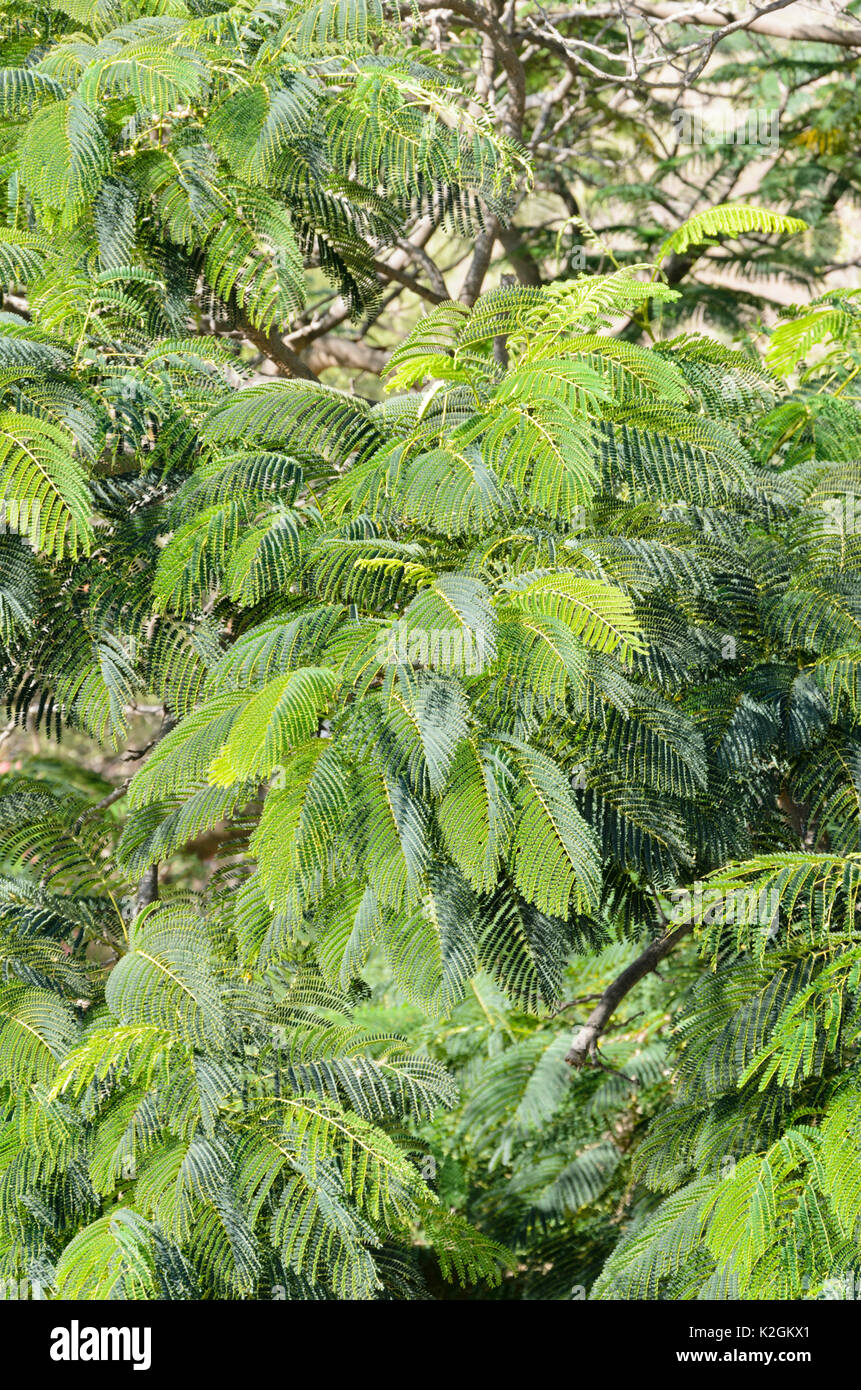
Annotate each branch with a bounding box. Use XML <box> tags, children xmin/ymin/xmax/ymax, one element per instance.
<box><xmin>283</xmin><ymin>300</ymin><xmax>354</xmax><ymax>351</ymax></box>
<box><xmin>411</xmin><ymin>2</ymin><xmax>529</xmax><ymax>307</ymax></box>
<box><xmin>131</xmin><ymin>712</ymin><xmax>177</xmax><ymax>917</ymax></box>
<box><xmin>72</xmin><ymin>781</ymin><xmax>130</xmax><ymax>833</ymax></box>
<box><xmin>231</xmin><ymin>303</ymin><xmax>320</xmax><ymax>381</ymax></box>
<box><xmin>414</xmin><ymin>0</ymin><xmax>526</xmax><ymax>138</ymax></box>
<box><xmin>638</xmin><ymin>0</ymin><xmax>861</xmax><ymax>48</ymax></box>
<box><xmin>303</xmin><ymin>335</ymin><xmax>390</xmax><ymax>376</ymax></box>
<box><xmin>564</xmin><ymin>924</ymin><xmax>690</xmax><ymax>1068</ymax></box>
<box><xmin>373</xmin><ymin>257</ymin><xmax>448</xmax><ymax>304</ymax></box>
<box><xmin>394</xmin><ymin>235</ymin><xmax>449</xmax><ymax>300</ymax></box>
<box><xmin>134</xmin><ymin>864</ymin><xmax>160</xmax><ymax>915</ymax></box>
<box><xmin>497</xmin><ymin>222</ymin><xmax>543</xmax><ymax>286</ymax></box>
<box><xmin>461</xmin><ymin>221</ymin><xmax>500</xmax><ymax>305</ymax></box>
<box><xmin>288</xmin><ymin>227</ymin><xmax>446</xmax><ymax>348</ymax></box>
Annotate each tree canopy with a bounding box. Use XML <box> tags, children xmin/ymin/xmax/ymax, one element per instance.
<box><xmin>1</xmin><ymin>0</ymin><xmax>861</xmax><ymax>1303</ymax></box>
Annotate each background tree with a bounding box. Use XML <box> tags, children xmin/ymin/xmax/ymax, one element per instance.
<box><xmin>4</xmin><ymin>0</ymin><xmax>861</xmax><ymax>382</ymax></box>
<box><xmin>251</xmin><ymin>0</ymin><xmax>861</xmax><ymax>380</ymax></box>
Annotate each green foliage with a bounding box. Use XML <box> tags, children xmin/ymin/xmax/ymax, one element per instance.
<box><xmin>0</xmin><ymin>0</ymin><xmax>859</xmax><ymax>1297</ymax></box>
<box><xmin>0</xmin><ymin>0</ymin><xmax>522</xmax><ymax>334</ymax></box>
<box><xmin>656</xmin><ymin>204</ymin><xmax>807</xmax><ymax>265</ymax></box>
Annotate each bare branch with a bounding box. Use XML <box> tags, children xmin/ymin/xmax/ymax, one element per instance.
<box><xmin>72</xmin><ymin>782</ymin><xmax>130</xmax><ymax>833</ymax></box>
<box><xmin>414</xmin><ymin>0</ymin><xmax>526</xmax><ymax>138</ymax></box>
<box><xmin>373</xmin><ymin>257</ymin><xmax>448</xmax><ymax>304</ymax></box>
<box><xmin>461</xmin><ymin>221</ymin><xmax>500</xmax><ymax>305</ymax></box>
<box><xmin>131</xmin><ymin>712</ymin><xmax>177</xmax><ymax>917</ymax></box>
<box><xmin>134</xmin><ymin>864</ymin><xmax>160</xmax><ymax>915</ymax></box>
<box><xmin>639</xmin><ymin>0</ymin><xmax>861</xmax><ymax>48</ymax></box>
<box><xmin>393</xmin><ymin>236</ymin><xmax>449</xmax><ymax>299</ymax></box>
<box><xmin>564</xmin><ymin>924</ymin><xmax>690</xmax><ymax>1068</ymax></box>
<box><xmin>497</xmin><ymin>222</ymin><xmax>543</xmax><ymax>285</ymax></box>
<box><xmin>232</xmin><ymin>304</ymin><xmax>320</xmax><ymax>381</ymax></box>
<box><xmin>303</xmin><ymin>336</ymin><xmax>390</xmax><ymax>376</ymax></box>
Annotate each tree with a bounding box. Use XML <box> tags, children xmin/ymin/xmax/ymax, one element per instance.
<box><xmin>5</xmin><ymin>0</ymin><xmax>860</xmax><ymax>385</ymax></box>
<box><xmin>0</xmin><ymin>0</ymin><xmax>526</xmax><ymax>1299</ymax></box>
<box><xmin>5</xmin><ymin>165</ymin><xmax>861</xmax><ymax>1295</ymax></box>
<box><xmin>3</xmin><ymin>0</ymin><xmax>861</xmax><ymax>1304</ymax></box>
<box><xmin>263</xmin><ymin>0</ymin><xmax>861</xmax><ymax>378</ymax></box>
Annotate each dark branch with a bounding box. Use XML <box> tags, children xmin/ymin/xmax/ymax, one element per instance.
<box><xmin>231</xmin><ymin>303</ymin><xmax>320</xmax><ymax>381</ymax></box>
<box><xmin>132</xmin><ymin>712</ymin><xmax>177</xmax><ymax>917</ymax></box>
<box><xmin>461</xmin><ymin>222</ymin><xmax>499</xmax><ymax>306</ymax></box>
<box><xmin>373</xmin><ymin>258</ymin><xmax>448</xmax><ymax>305</ymax></box>
<box><xmin>564</xmin><ymin>924</ymin><xmax>691</xmax><ymax>1068</ymax></box>
<box><xmin>134</xmin><ymin>864</ymin><xmax>160</xmax><ymax>916</ymax></box>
